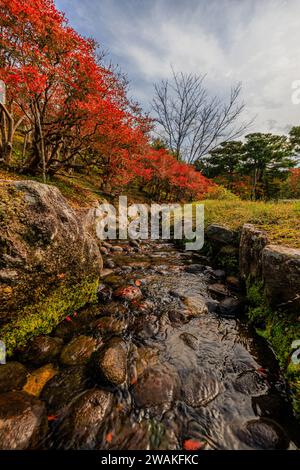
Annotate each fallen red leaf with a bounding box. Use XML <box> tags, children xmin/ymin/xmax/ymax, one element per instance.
<box><xmin>65</xmin><ymin>316</ymin><xmax>72</xmax><ymax>322</ymax></box>
<box><xmin>106</xmin><ymin>432</ymin><xmax>113</xmax><ymax>443</ymax></box>
<box><xmin>183</xmin><ymin>439</ymin><xmax>205</xmax><ymax>451</ymax></box>
<box><xmin>130</xmin><ymin>375</ymin><xmax>137</xmax><ymax>385</ymax></box>
<box><xmin>47</xmin><ymin>415</ymin><xmax>58</xmax><ymax>422</ymax></box>
<box><xmin>135</xmin><ymin>279</ymin><xmax>142</xmax><ymax>287</ymax></box>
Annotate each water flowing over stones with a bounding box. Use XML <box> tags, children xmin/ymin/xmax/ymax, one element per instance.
<box><xmin>53</xmin><ymin>389</ymin><xmax>113</xmax><ymax>450</ymax></box>
<box><xmin>1</xmin><ymin>239</ymin><xmax>299</xmax><ymax>450</ymax></box>
<box><xmin>60</xmin><ymin>336</ymin><xmax>98</xmax><ymax>366</ymax></box>
<box><xmin>92</xmin><ymin>337</ymin><xmax>128</xmax><ymax>386</ymax></box>
<box><xmin>20</xmin><ymin>336</ymin><xmax>63</xmax><ymax>366</ymax></box>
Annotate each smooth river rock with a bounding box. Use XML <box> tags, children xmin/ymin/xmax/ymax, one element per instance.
<box><xmin>132</xmin><ymin>366</ymin><xmax>179</xmax><ymax>416</ymax></box>
<box><xmin>0</xmin><ymin>362</ymin><xmax>27</xmax><ymax>393</ymax></box>
<box><xmin>41</xmin><ymin>366</ymin><xmax>89</xmax><ymax>413</ymax></box>
<box><xmin>234</xmin><ymin>418</ymin><xmax>289</xmax><ymax>450</ymax></box>
<box><xmin>21</xmin><ymin>335</ymin><xmax>63</xmax><ymax>365</ymax></box>
<box><xmin>0</xmin><ymin>391</ymin><xmax>47</xmax><ymax>449</ymax></box>
<box><xmin>92</xmin><ymin>337</ymin><xmax>128</xmax><ymax>386</ymax></box>
<box><xmin>54</xmin><ymin>389</ymin><xmax>113</xmax><ymax>449</ymax></box>
<box><xmin>0</xmin><ymin>180</ymin><xmax>102</xmax><ymax>348</ymax></box>
<box><xmin>60</xmin><ymin>335</ymin><xmax>98</xmax><ymax>366</ymax></box>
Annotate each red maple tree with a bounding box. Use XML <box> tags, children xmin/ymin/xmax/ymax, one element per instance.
<box><xmin>0</xmin><ymin>0</ymin><xmax>213</xmax><ymax>201</ymax></box>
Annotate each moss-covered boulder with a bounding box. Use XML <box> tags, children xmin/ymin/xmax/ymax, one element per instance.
<box><xmin>0</xmin><ymin>180</ymin><xmax>102</xmax><ymax>354</ymax></box>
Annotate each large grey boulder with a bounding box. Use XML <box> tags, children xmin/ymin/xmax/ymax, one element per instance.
<box><xmin>206</xmin><ymin>224</ymin><xmax>239</xmax><ymax>247</ymax></box>
<box><xmin>262</xmin><ymin>244</ymin><xmax>300</xmax><ymax>309</ymax></box>
<box><xmin>0</xmin><ymin>180</ymin><xmax>102</xmax><ymax>353</ymax></box>
<box><xmin>239</xmin><ymin>224</ymin><xmax>269</xmax><ymax>280</ymax></box>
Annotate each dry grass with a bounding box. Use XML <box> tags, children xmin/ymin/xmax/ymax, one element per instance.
<box><xmin>199</xmin><ymin>199</ymin><xmax>300</xmax><ymax>248</ymax></box>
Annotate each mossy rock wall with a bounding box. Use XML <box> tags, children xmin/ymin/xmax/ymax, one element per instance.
<box><xmin>0</xmin><ymin>180</ymin><xmax>102</xmax><ymax>354</ymax></box>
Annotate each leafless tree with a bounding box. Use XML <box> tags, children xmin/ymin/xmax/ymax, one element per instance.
<box><xmin>152</xmin><ymin>68</ymin><xmax>251</xmax><ymax>163</ymax></box>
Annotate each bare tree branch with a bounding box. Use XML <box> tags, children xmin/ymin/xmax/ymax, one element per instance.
<box><xmin>152</xmin><ymin>70</ymin><xmax>252</xmax><ymax>163</ymax></box>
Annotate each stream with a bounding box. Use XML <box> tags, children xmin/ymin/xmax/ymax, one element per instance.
<box><xmin>2</xmin><ymin>239</ymin><xmax>300</xmax><ymax>450</ymax></box>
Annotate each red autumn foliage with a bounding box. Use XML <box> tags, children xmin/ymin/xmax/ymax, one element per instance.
<box><xmin>0</xmin><ymin>0</ymin><xmax>213</xmax><ymax>201</ymax></box>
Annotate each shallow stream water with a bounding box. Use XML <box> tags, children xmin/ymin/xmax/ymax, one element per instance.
<box><xmin>7</xmin><ymin>240</ymin><xmax>300</xmax><ymax>450</ymax></box>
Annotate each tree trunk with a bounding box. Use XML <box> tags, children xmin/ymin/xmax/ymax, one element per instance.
<box><xmin>34</xmin><ymin>104</ymin><xmax>46</xmax><ymax>183</ymax></box>
<box><xmin>0</xmin><ymin>105</ymin><xmax>13</xmax><ymax>165</ymax></box>
<box><xmin>252</xmin><ymin>168</ymin><xmax>258</xmax><ymax>201</ymax></box>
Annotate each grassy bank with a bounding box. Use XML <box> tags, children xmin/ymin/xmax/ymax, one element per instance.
<box><xmin>201</xmin><ymin>199</ymin><xmax>300</xmax><ymax>248</ymax></box>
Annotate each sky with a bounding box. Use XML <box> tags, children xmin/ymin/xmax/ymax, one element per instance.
<box><xmin>55</xmin><ymin>0</ymin><xmax>300</xmax><ymax>135</ymax></box>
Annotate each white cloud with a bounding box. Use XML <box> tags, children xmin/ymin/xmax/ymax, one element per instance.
<box><xmin>56</xmin><ymin>0</ymin><xmax>300</xmax><ymax>133</ymax></box>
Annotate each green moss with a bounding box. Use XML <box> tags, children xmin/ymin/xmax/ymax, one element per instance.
<box><xmin>247</xmin><ymin>279</ymin><xmax>264</xmax><ymax>306</ymax></box>
<box><xmin>217</xmin><ymin>252</ymin><xmax>238</xmax><ymax>275</ymax></box>
<box><xmin>246</xmin><ymin>279</ymin><xmax>271</xmax><ymax>323</ymax></box>
<box><xmin>246</xmin><ymin>279</ymin><xmax>300</xmax><ymax>419</ymax></box>
<box><xmin>1</xmin><ymin>276</ymin><xmax>99</xmax><ymax>355</ymax></box>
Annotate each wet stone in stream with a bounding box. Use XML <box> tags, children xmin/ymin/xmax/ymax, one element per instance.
<box><xmin>23</xmin><ymin>364</ymin><xmax>57</xmax><ymax>397</ymax></box>
<box><xmin>234</xmin><ymin>418</ymin><xmax>289</xmax><ymax>450</ymax></box>
<box><xmin>52</xmin><ymin>389</ymin><xmax>113</xmax><ymax>450</ymax></box>
<box><xmin>180</xmin><ymin>372</ymin><xmax>221</xmax><ymax>407</ymax></box>
<box><xmin>0</xmin><ymin>391</ymin><xmax>47</xmax><ymax>450</ymax></box>
<box><xmin>233</xmin><ymin>370</ymin><xmax>270</xmax><ymax>396</ymax></box>
<box><xmin>0</xmin><ymin>362</ymin><xmax>27</xmax><ymax>393</ymax></box>
<box><xmin>41</xmin><ymin>366</ymin><xmax>90</xmax><ymax>414</ymax></box>
<box><xmin>91</xmin><ymin>337</ymin><xmax>128</xmax><ymax>386</ymax></box>
<box><xmin>92</xmin><ymin>316</ymin><xmax>129</xmax><ymax>336</ymax></box>
<box><xmin>132</xmin><ymin>365</ymin><xmax>180</xmax><ymax>417</ymax></box>
<box><xmin>19</xmin><ymin>336</ymin><xmax>63</xmax><ymax>366</ymax></box>
<box><xmin>113</xmin><ymin>285</ymin><xmax>143</xmax><ymax>301</ymax></box>
<box><xmin>179</xmin><ymin>332</ymin><xmax>199</xmax><ymax>350</ymax></box>
<box><xmin>60</xmin><ymin>335</ymin><xmax>98</xmax><ymax>366</ymax></box>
